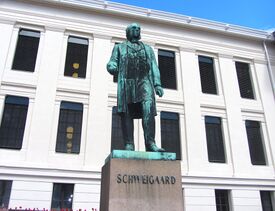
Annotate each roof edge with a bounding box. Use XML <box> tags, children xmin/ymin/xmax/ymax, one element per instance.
<box><xmin>27</xmin><ymin>0</ymin><xmax>275</xmax><ymax>41</ymax></box>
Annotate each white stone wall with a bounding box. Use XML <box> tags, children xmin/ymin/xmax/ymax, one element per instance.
<box><xmin>0</xmin><ymin>0</ymin><xmax>275</xmax><ymax>210</ymax></box>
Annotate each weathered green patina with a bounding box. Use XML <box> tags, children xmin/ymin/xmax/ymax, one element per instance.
<box><xmin>107</xmin><ymin>23</ymin><xmax>165</xmax><ymax>152</ymax></box>
<box><xmin>105</xmin><ymin>150</ymin><xmax>176</xmax><ymax>163</ymax></box>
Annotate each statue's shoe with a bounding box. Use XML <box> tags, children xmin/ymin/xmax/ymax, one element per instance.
<box><xmin>125</xmin><ymin>143</ymin><xmax>135</xmax><ymax>151</ymax></box>
<box><xmin>146</xmin><ymin>143</ymin><xmax>165</xmax><ymax>152</ymax></box>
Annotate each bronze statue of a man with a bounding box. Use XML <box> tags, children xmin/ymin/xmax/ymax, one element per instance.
<box><xmin>107</xmin><ymin>23</ymin><xmax>165</xmax><ymax>152</ymax></box>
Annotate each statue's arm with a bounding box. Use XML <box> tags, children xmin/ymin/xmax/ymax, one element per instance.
<box><xmin>107</xmin><ymin>44</ymin><xmax>119</xmax><ymax>75</ymax></box>
<box><xmin>149</xmin><ymin>47</ymin><xmax>164</xmax><ymax>97</ymax></box>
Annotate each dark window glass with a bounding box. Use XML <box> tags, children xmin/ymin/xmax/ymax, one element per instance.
<box><xmin>235</xmin><ymin>62</ymin><xmax>254</xmax><ymax>99</ymax></box>
<box><xmin>0</xmin><ymin>180</ymin><xmax>12</xmax><ymax>208</ymax></box>
<box><xmin>12</xmin><ymin>28</ymin><xmax>40</xmax><ymax>72</ymax></box>
<box><xmin>260</xmin><ymin>191</ymin><xmax>273</xmax><ymax>211</ymax></box>
<box><xmin>245</xmin><ymin>120</ymin><xmax>266</xmax><ymax>165</ymax></box>
<box><xmin>0</xmin><ymin>95</ymin><xmax>29</xmax><ymax>149</ymax></box>
<box><xmin>205</xmin><ymin>116</ymin><xmax>225</xmax><ymax>163</ymax></box>
<box><xmin>215</xmin><ymin>190</ymin><xmax>230</xmax><ymax>211</ymax></box>
<box><xmin>55</xmin><ymin>101</ymin><xmax>83</xmax><ymax>154</ymax></box>
<box><xmin>198</xmin><ymin>55</ymin><xmax>217</xmax><ymax>94</ymax></box>
<box><xmin>111</xmin><ymin>107</ymin><xmax>124</xmax><ymax>151</ymax></box>
<box><xmin>51</xmin><ymin>183</ymin><xmax>74</xmax><ymax>210</ymax></box>
<box><xmin>64</xmin><ymin>36</ymin><xmax>88</xmax><ymax>78</ymax></box>
<box><xmin>158</xmin><ymin>49</ymin><xmax>177</xmax><ymax>90</ymax></box>
<box><xmin>161</xmin><ymin>111</ymin><xmax>181</xmax><ymax>160</ymax></box>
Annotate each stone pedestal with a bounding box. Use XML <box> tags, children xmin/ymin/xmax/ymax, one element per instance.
<box><xmin>100</xmin><ymin>150</ymin><xmax>184</xmax><ymax>211</ymax></box>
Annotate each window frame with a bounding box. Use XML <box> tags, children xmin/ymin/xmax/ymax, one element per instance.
<box><xmin>11</xmin><ymin>28</ymin><xmax>41</xmax><ymax>72</ymax></box>
<box><xmin>0</xmin><ymin>180</ymin><xmax>12</xmax><ymax>209</ymax></box>
<box><xmin>245</xmin><ymin>120</ymin><xmax>267</xmax><ymax>165</ymax></box>
<box><xmin>63</xmin><ymin>35</ymin><xmax>89</xmax><ymax>79</ymax></box>
<box><xmin>235</xmin><ymin>61</ymin><xmax>255</xmax><ymax>100</ymax></box>
<box><xmin>110</xmin><ymin>106</ymin><xmax>124</xmax><ymax>151</ymax></box>
<box><xmin>51</xmin><ymin>183</ymin><xmax>74</xmax><ymax>211</ymax></box>
<box><xmin>260</xmin><ymin>191</ymin><xmax>274</xmax><ymax>211</ymax></box>
<box><xmin>0</xmin><ymin>95</ymin><xmax>29</xmax><ymax>150</ymax></box>
<box><xmin>198</xmin><ymin>55</ymin><xmax>218</xmax><ymax>95</ymax></box>
<box><xmin>204</xmin><ymin>115</ymin><xmax>226</xmax><ymax>163</ymax></box>
<box><xmin>55</xmin><ymin>101</ymin><xmax>84</xmax><ymax>154</ymax></box>
<box><xmin>215</xmin><ymin>189</ymin><xmax>231</xmax><ymax>211</ymax></box>
<box><xmin>160</xmin><ymin>111</ymin><xmax>181</xmax><ymax>160</ymax></box>
<box><xmin>157</xmin><ymin>48</ymin><xmax>178</xmax><ymax>90</ymax></box>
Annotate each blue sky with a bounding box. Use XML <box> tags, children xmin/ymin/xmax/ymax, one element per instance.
<box><xmin>110</xmin><ymin>0</ymin><xmax>275</xmax><ymax>31</ymax></box>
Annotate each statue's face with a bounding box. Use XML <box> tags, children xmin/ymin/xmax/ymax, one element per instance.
<box><xmin>126</xmin><ymin>23</ymin><xmax>141</xmax><ymax>41</ymax></box>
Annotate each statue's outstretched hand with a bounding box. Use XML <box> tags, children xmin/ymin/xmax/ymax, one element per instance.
<box><xmin>155</xmin><ymin>86</ymin><xmax>164</xmax><ymax>97</ymax></box>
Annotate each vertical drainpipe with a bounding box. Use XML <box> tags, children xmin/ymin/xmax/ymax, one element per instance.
<box><xmin>263</xmin><ymin>40</ymin><xmax>275</xmax><ymax>100</ymax></box>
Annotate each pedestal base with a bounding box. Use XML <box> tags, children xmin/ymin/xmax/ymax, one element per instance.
<box><xmin>100</xmin><ymin>150</ymin><xmax>184</xmax><ymax>211</ymax></box>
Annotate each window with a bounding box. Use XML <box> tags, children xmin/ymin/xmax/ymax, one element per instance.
<box><xmin>205</xmin><ymin>116</ymin><xmax>226</xmax><ymax>163</ymax></box>
<box><xmin>51</xmin><ymin>183</ymin><xmax>74</xmax><ymax>211</ymax></box>
<box><xmin>245</xmin><ymin>120</ymin><xmax>266</xmax><ymax>165</ymax></box>
<box><xmin>12</xmin><ymin>28</ymin><xmax>40</xmax><ymax>72</ymax></box>
<box><xmin>158</xmin><ymin>49</ymin><xmax>177</xmax><ymax>90</ymax></box>
<box><xmin>0</xmin><ymin>180</ymin><xmax>12</xmax><ymax>209</ymax></box>
<box><xmin>0</xmin><ymin>95</ymin><xmax>29</xmax><ymax>149</ymax></box>
<box><xmin>111</xmin><ymin>107</ymin><xmax>124</xmax><ymax>151</ymax></box>
<box><xmin>64</xmin><ymin>36</ymin><xmax>88</xmax><ymax>78</ymax></box>
<box><xmin>215</xmin><ymin>190</ymin><xmax>230</xmax><ymax>211</ymax></box>
<box><xmin>161</xmin><ymin>111</ymin><xmax>181</xmax><ymax>160</ymax></box>
<box><xmin>55</xmin><ymin>101</ymin><xmax>83</xmax><ymax>154</ymax></box>
<box><xmin>260</xmin><ymin>191</ymin><xmax>274</xmax><ymax>211</ymax></box>
<box><xmin>235</xmin><ymin>62</ymin><xmax>254</xmax><ymax>99</ymax></box>
<box><xmin>198</xmin><ymin>55</ymin><xmax>217</xmax><ymax>94</ymax></box>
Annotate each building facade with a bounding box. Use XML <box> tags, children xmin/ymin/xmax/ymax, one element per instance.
<box><xmin>0</xmin><ymin>0</ymin><xmax>275</xmax><ymax>210</ymax></box>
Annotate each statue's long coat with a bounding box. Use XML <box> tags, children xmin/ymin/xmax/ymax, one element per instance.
<box><xmin>107</xmin><ymin>40</ymin><xmax>162</xmax><ymax>118</ymax></box>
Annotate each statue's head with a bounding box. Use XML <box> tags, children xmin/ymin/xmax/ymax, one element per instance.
<box><xmin>126</xmin><ymin>23</ymin><xmax>141</xmax><ymax>42</ymax></box>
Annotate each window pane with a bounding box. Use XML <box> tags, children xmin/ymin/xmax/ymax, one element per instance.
<box><xmin>56</xmin><ymin>101</ymin><xmax>83</xmax><ymax>154</ymax></box>
<box><xmin>64</xmin><ymin>36</ymin><xmax>88</xmax><ymax>78</ymax></box>
<box><xmin>161</xmin><ymin>111</ymin><xmax>181</xmax><ymax>160</ymax></box>
<box><xmin>215</xmin><ymin>190</ymin><xmax>230</xmax><ymax>211</ymax></box>
<box><xmin>0</xmin><ymin>180</ymin><xmax>12</xmax><ymax>208</ymax></box>
<box><xmin>51</xmin><ymin>183</ymin><xmax>74</xmax><ymax>210</ymax></box>
<box><xmin>245</xmin><ymin>120</ymin><xmax>266</xmax><ymax>165</ymax></box>
<box><xmin>205</xmin><ymin>116</ymin><xmax>225</xmax><ymax>163</ymax></box>
<box><xmin>198</xmin><ymin>55</ymin><xmax>217</xmax><ymax>94</ymax></box>
<box><xmin>111</xmin><ymin>107</ymin><xmax>124</xmax><ymax>151</ymax></box>
<box><xmin>12</xmin><ymin>28</ymin><xmax>40</xmax><ymax>72</ymax></box>
<box><xmin>0</xmin><ymin>96</ymin><xmax>29</xmax><ymax>149</ymax></box>
<box><xmin>235</xmin><ymin>62</ymin><xmax>254</xmax><ymax>99</ymax></box>
<box><xmin>158</xmin><ymin>49</ymin><xmax>177</xmax><ymax>90</ymax></box>
<box><xmin>260</xmin><ymin>191</ymin><xmax>273</xmax><ymax>211</ymax></box>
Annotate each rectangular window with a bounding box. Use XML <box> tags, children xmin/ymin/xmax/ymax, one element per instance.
<box><xmin>245</xmin><ymin>120</ymin><xmax>266</xmax><ymax>165</ymax></box>
<box><xmin>64</xmin><ymin>36</ymin><xmax>88</xmax><ymax>78</ymax></box>
<box><xmin>161</xmin><ymin>111</ymin><xmax>181</xmax><ymax>160</ymax></box>
<box><xmin>215</xmin><ymin>190</ymin><xmax>230</xmax><ymax>211</ymax></box>
<box><xmin>12</xmin><ymin>28</ymin><xmax>40</xmax><ymax>72</ymax></box>
<box><xmin>51</xmin><ymin>183</ymin><xmax>74</xmax><ymax>210</ymax></box>
<box><xmin>111</xmin><ymin>107</ymin><xmax>124</xmax><ymax>151</ymax></box>
<box><xmin>0</xmin><ymin>180</ymin><xmax>12</xmax><ymax>209</ymax></box>
<box><xmin>158</xmin><ymin>49</ymin><xmax>177</xmax><ymax>90</ymax></box>
<box><xmin>198</xmin><ymin>55</ymin><xmax>217</xmax><ymax>94</ymax></box>
<box><xmin>235</xmin><ymin>62</ymin><xmax>255</xmax><ymax>99</ymax></box>
<box><xmin>0</xmin><ymin>95</ymin><xmax>29</xmax><ymax>149</ymax></box>
<box><xmin>55</xmin><ymin>101</ymin><xmax>83</xmax><ymax>154</ymax></box>
<box><xmin>260</xmin><ymin>191</ymin><xmax>274</xmax><ymax>211</ymax></box>
<box><xmin>205</xmin><ymin>116</ymin><xmax>226</xmax><ymax>163</ymax></box>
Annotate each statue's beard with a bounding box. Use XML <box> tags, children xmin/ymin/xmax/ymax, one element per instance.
<box><xmin>130</xmin><ymin>37</ymin><xmax>140</xmax><ymax>43</ymax></box>
<box><xmin>127</xmin><ymin>32</ymin><xmax>141</xmax><ymax>43</ymax></box>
